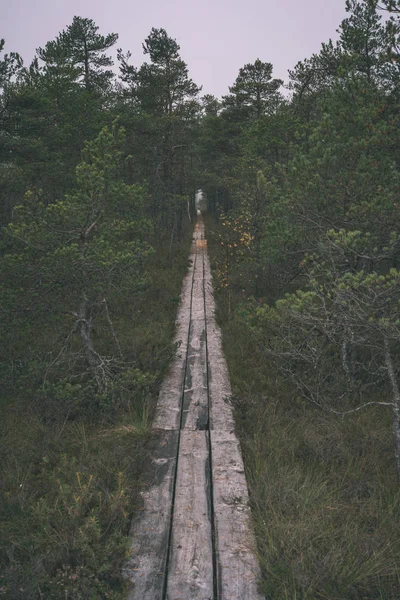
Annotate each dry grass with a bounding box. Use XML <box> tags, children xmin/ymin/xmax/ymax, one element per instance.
<box><xmin>221</xmin><ymin>317</ymin><xmax>400</xmax><ymax>599</ymax></box>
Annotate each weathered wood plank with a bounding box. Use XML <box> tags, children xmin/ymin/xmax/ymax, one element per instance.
<box><xmin>177</xmin><ymin>306</ymin><xmax>204</xmax><ymax>322</ymax></box>
<box><xmin>182</xmin><ymin>318</ymin><xmax>208</xmax><ymax>430</ymax></box>
<box><xmin>204</xmin><ymin>279</ymin><xmax>216</xmax><ymax>318</ymax></box>
<box><xmin>192</xmin><ymin>277</ymin><xmax>205</xmax><ymax>302</ymax></box>
<box><xmin>206</xmin><ymin>321</ymin><xmax>235</xmax><ymax>432</ymax></box>
<box><xmin>202</xmin><ymin>255</ymin><xmax>213</xmax><ymax>294</ymax></box>
<box><xmin>166</xmin><ymin>431</ymin><xmax>214</xmax><ymax>599</ymax></box>
<box><xmin>193</xmin><ymin>221</ymin><xmax>205</xmax><ymax>239</ymax></box>
<box><xmin>193</xmin><ymin>265</ymin><xmax>206</xmax><ymax>280</ymax></box>
<box><xmin>203</xmin><ymin>254</ymin><xmax>215</xmax><ymax>308</ymax></box>
<box><xmin>193</xmin><ymin>246</ymin><xmax>205</xmax><ymax>276</ymax></box>
<box><xmin>125</xmin><ymin>431</ymin><xmax>179</xmax><ymax>600</ymax></box>
<box><xmin>193</xmin><ymin>226</ymin><xmax>204</xmax><ymax>239</ymax></box>
<box><xmin>153</xmin><ymin>321</ymin><xmax>189</xmax><ymax>431</ymax></box>
<box><xmin>203</xmin><ymin>256</ymin><xmax>233</xmax><ymax>429</ymax></box>
<box><xmin>179</xmin><ymin>254</ymin><xmax>195</xmax><ymax>292</ymax></box>
<box><xmin>192</xmin><ymin>247</ymin><xmax>205</xmax><ymax>279</ymax></box>
<box><xmin>203</xmin><ymin>253</ymin><xmax>212</xmax><ymax>280</ymax></box>
<box><xmin>211</xmin><ymin>430</ymin><xmax>262</xmax><ymax>600</ymax></box>
<box><xmin>176</xmin><ymin>285</ymin><xmax>194</xmax><ymax>332</ymax></box>
<box><xmin>153</xmin><ymin>254</ymin><xmax>194</xmax><ymax>430</ymax></box>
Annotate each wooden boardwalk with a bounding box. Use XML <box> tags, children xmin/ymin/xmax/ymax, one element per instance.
<box><xmin>124</xmin><ymin>217</ymin><xmax>262</xmax><ymax>600</ymax></box>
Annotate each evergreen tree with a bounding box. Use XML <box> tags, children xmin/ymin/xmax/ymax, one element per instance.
<box><xmin>59</xmin><ymin>16</ymin><xmax>118</xmax><ymax>92</ymax></box>
<box><xmin>117</xmin><ymin>28</ymin><xmax>201</xmax><ymax>230</ymax></box>
<box><xmin>0</xmin><ymin>39</ymin><xmax>22</xmax><ymax>224</ymax></box>
<box><xmin>223</xmin><ymin>59</ymin><xmax>283</xmax><ymax>120</ymax></box>
<box><xmin>339</xmin><ymin>0</ymin><xmax>394</xmax><ymax>85</ymax></box>
<box><xmin>1</xmin><ymin>124</ymin><xmax>152</xmax><ymax>394</ymax></box>
<box><xmin>36</xmin><ymin>38</ymin><xmax>81</xmax><ymax>108</ymax></box>
<box><xmin>138</xmin><ymin>27</ymin><xmax>200</xmax><ymax>117</ymax></box>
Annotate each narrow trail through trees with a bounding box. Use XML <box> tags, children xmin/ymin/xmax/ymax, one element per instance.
<box><xmin>124</xmin><ymin>216</ymin><xmax>262</xmax><ymax>600</ymax></box>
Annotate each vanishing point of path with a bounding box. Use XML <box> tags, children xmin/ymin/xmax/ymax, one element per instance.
<box><xmin>124</xmin><ymin>217</ymin><xmax>262</xmax><ymax>600</ymax></box>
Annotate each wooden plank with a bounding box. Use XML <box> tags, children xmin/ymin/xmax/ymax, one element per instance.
<box><xmin>153</xmin><ymin>321</ymin><xmax>189</xmax><ymax>431</ymax></box>
<box><xmin>153</xmin><ymin>253</ymin><xmax>194</xmax><ymax>430</ymax></box>
<box><xmin>204</xmin><ymin>259</ymin><xmax>234</xmax><ymax>431</ymax></box>
<box><xmin>193</xmin><ymin>250</ymin><xmax>205</xmax><ymax>280</ymax></box>
<box><xmin>180</xmin><ymin>253</ymin><xmax>204</xmax><ymax>320</ymax></box>
<box><xmin>204</xmin><ymin>278</ymin><xmax>216</xmax><ymax>318</ymax></box>
<box><xmin>175</xmin><ymin>296</ymin><xmax>204</xmax><ymax>327</ymax></box>
<box><xmin>211</xmin><ymin>430</ymin><xmax>262</xmax><ymax>600</ymax></box>
<box><xmin>192</xmin><ymin>277</ymin><xmax>205</xmax><ymax>302</ymax></box>
<box><xmin>193</xmin><ymin>247</ymin><xmax>205</xmax><ymax>277</ymax></box>
<box><xmin>206</xmin><ymin>321</ymin><xmax>235</xmax><ymax>432</ymax></box>
<box><xmin>206</xmin><ymin>320</ymin><xmax>228</xmax><ymax>363</ymax></box>
<box><xmin>193</xmin><ymin>218</ymin><xmax>205</xmax><ymax>238</ymax></box>
<box><xmin>176</xmin><ymin>274</ymin><xmax>195</xmax><ymax>319</ymax></box>
<box><xmin>174</xmin><ymin>297</ymin><xmax>191</xmax><ymax>348</ymax></box>
<box><xmin>193</xmin><ymin>265</ymin><xmax>206</xmax><ymax>280</ymax></box>
<box><xmin>182</xmin><ymin>318</ymin><xmax>208</xmax><ymax>430</ymax></box>
<box><xmin>181</xmin><ymin>257</ymin><xmax>195</xmax><ymax>287</ymax></box>
<box><xmin>177</xmin><ymin>306</ymin><xmax>204</xmax><ymax>322</ymax></box>
<box><xmin>125</xmin><ymin>431</ymin><xmax>179</xmax><ymax>600</ymax></box>
<box><xmin>203</xmin><ymin>253</ymin><xmax>212</xmax><ymax>279</ymax></box>
<box><xmin>167</xmin><ymin>430</ymin><xmax>214</xmax><ymax>599</ymax></box>
<box><xmin>193</xmin><ymin>221</ymin><xmax>204</xmax><ymax>234</ymax></box>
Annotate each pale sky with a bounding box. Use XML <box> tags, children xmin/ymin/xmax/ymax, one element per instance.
<box><xmin>3</xmin><ymin>0</ymin><xmax>348</xmax><ymax>97</ymax></box>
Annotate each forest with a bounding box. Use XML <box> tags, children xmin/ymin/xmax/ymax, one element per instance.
<box><xmin>0</xmin><ymin>0</ymin><xmax>400</xmax><ymax>598</ymax></box>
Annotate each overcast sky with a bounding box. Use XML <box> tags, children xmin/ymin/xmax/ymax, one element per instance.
<box><xmin>3</xmin><ymin>0</ymin><xmax>348</xmax><ymax>98</ymax></box>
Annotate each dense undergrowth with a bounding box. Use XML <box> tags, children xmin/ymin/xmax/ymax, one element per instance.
<box><xmin>207</xmin><ymin>217</ymin><xmax>400</xmax><ymax>600</ymax></box>
<box><xmin>0</xmin><ymin>233</ymin><xmax>190</xmax><ymax>599</ymax></box>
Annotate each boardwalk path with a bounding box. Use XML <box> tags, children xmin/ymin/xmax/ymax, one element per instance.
<box><xmin>125</xmin><ymin>217</ymin><xmax>262</xmax><ymax>600</ymax></box>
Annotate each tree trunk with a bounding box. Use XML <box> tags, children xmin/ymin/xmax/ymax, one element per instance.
<box><xmin>384</xmin><ymin>335</ymin><xmax>400</xmax><ymax>478</ymax></box>
<box><xmin>341</xmin><ymin>328</ymin><xmax>355</xmax><ymax>382</ymax></box>
<box><xmin>77</xmin><ymin>295</ymin><xmax>106</xmax><ymax>391</ymax></box>
<box><xmin>83</xmin><ymin>39</ymin><xmax>90</xmax><ymax>91</ymax></box>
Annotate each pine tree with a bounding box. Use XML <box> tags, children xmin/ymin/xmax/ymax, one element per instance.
<box><xmin>223</xmin><ymin>59</ymin><xmax>283</xmax><ymax>120</ymax></box>
<box><xmin>138</xmin><ymin>27</ymin><xmax>200</xmax><ymax>116</ymax></box>
<box><xmin>59</xmin><ymin>16</ymin><xmax>118</xmax><ymax>92</ymax></box>
<box><xmin>339</xmin><ymin>0</ymin><xmax>394</xmax><ymax>85</ymax></box>
<box><xmin>117</xmin><ymin>28</ymin><xmax>201</xmax><ymax>230</ymax></box>
<box><xmin>1</xmin><ymin>124</ymin><xmax>152</xmax><ymax>393</ymax></box>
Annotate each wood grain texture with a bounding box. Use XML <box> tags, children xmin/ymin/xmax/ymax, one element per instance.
<box><xmin>125</xmin><ymin>431</ymin><xmax>178</xmax><ymax>600</ymax></box>
<box><xmin>182</xmin><ymin>318</ymin><xmax>208</xmax><ymax>430</ymax></box>
<box><xmin>206</xmin><ymin>320</ymin><xmax>235</xmax><ymax>432</ymax></box>
<box><xmin>153</xmin><ymin>321</ymin><xmax>189</xmax><ymax>431</ymax></box>
<box><xmin>175</xmin><ymin>279</ymin><xmax>194</xmax><ymax>332</ymax></box>
<box><xmin>193</xmin><ymin>248</ymin><xmax>206</xmax><ymax>280</ymax></box>
<box><xmin>192</xmin><ymin>277</ymin><xmax>205</xmax><ymax>302</ymax></box>
<box><xmin>203</xmin><ymin>253</ymin><xmax>234</xmax><ymax>432</ymax></box>
<box><xmin>166</xmin><ymin>431</ymin><xmax>214</xmax><ymax>600</ymax></box>
<box><xmin>203</xmin><ymin>253</ymin><xmax>212</xmax><ymax>279</ymax></box>
<box><xmin>211</xmin><ymin>430</ymin><xmax>262</xmax><ymax>600</ymax></box>
<box><xmin>202</xmin><ymin>254</ymin><xmax>215</xmax><ymax>309</ymax></box>
<box><xmin>152</xmin><ymin>255</ymin><xmax>194</xmax><ymax>430</ymax></box>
